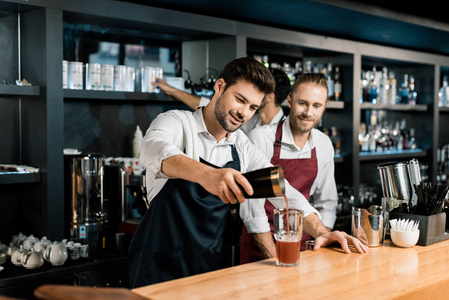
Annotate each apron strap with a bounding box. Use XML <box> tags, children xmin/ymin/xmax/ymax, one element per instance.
<box><xmin>272</xmin><ymin>120</ymin><xmax>284</xmax><ymax>159</ymax></box>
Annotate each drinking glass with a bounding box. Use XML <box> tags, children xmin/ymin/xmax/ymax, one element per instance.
<box><xmin>274</xmin><ymin>208</ymin><xmax>303</xmax><ymax>267</ymax></box>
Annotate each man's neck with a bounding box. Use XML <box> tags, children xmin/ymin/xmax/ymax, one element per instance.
<box><xmin>202</xmin><ymin>104</ymin><xmax>228</xmax><ymax>141</ymax></box>
<box><xmin>258</xmin><ymin>105</ymin><xmax>281</xmax><ymax>125</ymax></box>
<box><xmin>291</xmin><ymin>125</ymin><xmax>311</xmax><ymax>149</ymax></box>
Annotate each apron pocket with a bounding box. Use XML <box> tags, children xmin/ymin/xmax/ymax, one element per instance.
<box><xmin>148</xmin><ymin>243</ymin><xmax>187</xmax><ymax>282</ymax></box>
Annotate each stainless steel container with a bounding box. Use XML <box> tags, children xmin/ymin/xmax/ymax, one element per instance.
<box><xmin>65</xmin><ymin>153</ymin><xmax>105</xmax><ymax>252</ymax></box>
<box><xmin>377</xmin><ymin>159</ymin><xmax>421</xmax><ymax>207</ymax></box>
<box><xmin>352</xmin><ymin>205</ymin><xmax>386</xmax><ymax>247</ymax></box>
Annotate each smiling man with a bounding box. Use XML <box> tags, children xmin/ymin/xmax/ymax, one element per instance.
<box><xmin>240</xmin><ymin>73</ymin><xmax>344</xmax><ymax>263</ymax></box>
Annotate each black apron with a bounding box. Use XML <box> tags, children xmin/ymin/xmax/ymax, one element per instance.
<box><xmin>129</xmin><ymin>146</ymin><xmax>240</xmax><ymax>288</ymax></box>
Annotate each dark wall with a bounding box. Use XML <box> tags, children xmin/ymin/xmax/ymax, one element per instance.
<box><xmin>64</xmin><ymin>101</ymin><xmax>191</xmax><ymax>157</ymax></box>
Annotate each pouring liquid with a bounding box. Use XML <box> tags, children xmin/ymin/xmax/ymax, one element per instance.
<box><xmin>284</xmin><ymin>195</ymin><xmax>289</xmax><ymax>235</ymax></box>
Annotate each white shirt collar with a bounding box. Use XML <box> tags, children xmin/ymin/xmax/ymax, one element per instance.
<box><xmin>281</xmin><ymin>115</ymin><xmax>317</xmax><ymax>150</ymax></box>
<box><xmin>193</xmin><ymin>107</ymin><xmax>237</xmax><ymax>144</ymax></box>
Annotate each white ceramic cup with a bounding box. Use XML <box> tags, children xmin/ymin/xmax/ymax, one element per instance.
<box><xmin>85</xmin><ymin>63</ymin><xmax>102</xmax><ymax>90</ymax></box>
<box><xmin>68</xmin><ymin>61</ymin><xmax>84</xmax><ymax>90</ymax></box>
<box><xmin>100</xmin><ymin>64</ymin><xmax>114</xmax><ymax>91</ymax></box>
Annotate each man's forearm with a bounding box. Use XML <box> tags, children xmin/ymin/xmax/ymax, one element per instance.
<box><xmin>168</xmin><ymin>88</ymin><xmax>201</xmax><ymax>111</ymax></box>
<box><xmin>161</xmin><ymin>154</ymin><xmax>209</xmax><ymax>184</ymax></box>
<box><xmin>252</xmin><ymin>232</ymin><xmax>276</xmax><ymax>258</ymax></box>
<box><xmin>303</xmin><ymin>213</ymin><xmax>330</xmax><ymax>238</ymax></box>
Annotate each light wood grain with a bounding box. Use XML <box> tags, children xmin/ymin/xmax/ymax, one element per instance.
<box><xmin>132</xmin><ymin>240</ymin><xmax>449</xmax><ymax>299</ymax></box>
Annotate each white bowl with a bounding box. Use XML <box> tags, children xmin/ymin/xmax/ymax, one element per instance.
<box><xmin>390</xmin><ymin>229</ymin><xmax>420</xmax><ymax>248</ymax></box>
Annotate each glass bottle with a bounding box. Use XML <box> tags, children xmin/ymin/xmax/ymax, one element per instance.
<box><xmin>360</xmin><ymin>70</ymin><xmax>369</xmax><ymax>103</ymax></box>
<box><xmin>359</xmin><ymin>123</ymin><xmax>369</xmax><ymax>152</ymax></box>
<box><xmin>408</xmin><ymin>75</ymin><xmax>417</xmax><ymax>105</ymax></box>
<box><xmin>327</xmin><ymin>63</ymin><xmax>334</xmax><ymax>100</ymax></box>
<box><xmin>262</xmin><ymin>55</ymin><xmax>269</xmax><ymax>68</ymax></box>
<box><xmin>379</xmin><ymin>67</ymin><xmax>389</xmax><ymax>104</ymax></box>
<box><xmin>399</xmin><ymin>74</ymin><xmax>410</xmax><ymax>104</ymax></box>
<box><xmin>388</xmin><ymin>71</ymin><xmax>397</xmax><ymax>105</ymax></box>
<box><xmin>330</xmin><ymin>126</ymin><xmax>341</xmax><ymax>155</ymax></box>
<box><xmin>334</xmin><ymin>66</ymin><xmax>342</xmax><ymax>101</ymax></box>
<box><xmin>439</xmin><ymin>75</ymin><xmax>449</xmax><ymax>107</ymax></box>
<box><xmin>368</xmin><ymin>68</ymin><xmax>379</xmax><ymax>104</ymax></box>
<box><xmin>400</xmin><ymin>119</ymin><xmax>409</xmax><ymax>149</ymax></box>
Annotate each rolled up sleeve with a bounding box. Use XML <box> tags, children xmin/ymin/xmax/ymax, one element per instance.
<box><xmin>140</xmin><ymin>112</ymin><xmax>186</xmax><ymax>179</ymax></box>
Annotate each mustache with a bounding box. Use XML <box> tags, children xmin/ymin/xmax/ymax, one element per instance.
<box><xmin>231</xmin><ymin>111</ymin><xmax>245</xmax><ymax>123</ymax></box>
<box><xmin>298</xmin><ymin>115</ymin><xmax>314</xmax><ymax>122</ymax></box>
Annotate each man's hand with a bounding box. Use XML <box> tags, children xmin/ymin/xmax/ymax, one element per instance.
<box><xmin>198</xmin><ymin>167</ymin><xmax>253</xmax><ymax>204</ymax></box>
<box><xmin>313</xmin><ymin>231</ymin><xmax>369</xmax><ymax>254</ymax></box>
<box><xmin>161</xmin><ymin>154</ymin><xmax>253</xmax><ymax>204</ymax></box>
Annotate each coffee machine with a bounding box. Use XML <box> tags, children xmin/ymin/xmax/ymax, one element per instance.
<box><xmin>65</xmin><ymin>153</ymin><xmax>106</xmax><ymax>252</ymax></box>
<box><xmin>103</xmin><ymin>164</ymin><xmax>148</xmax><ymax>236</ymax></box>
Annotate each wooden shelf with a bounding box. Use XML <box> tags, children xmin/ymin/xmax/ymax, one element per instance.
<box><xmin>360</xmin><ymin>102</ymin><xmax>428</xmax><ymax>111</ymax></box>
<box><xmin>0</xmin><ymin>85</ymin><xmax>40</xmax><ymax>96</ymax></box>
<box><xmin>0</xmin><ymin>172</ymin><xmax>41</xmax><ymax>184</ymax></box>
<box><xmin>327</xmin><ymin>101</ymin><xmax>344</xmax><ymax>109</ymax></box>
<box><xmin>439</xmin><ymin>107</ymin><xmax>449</xmax><ymax>113</ymax></box>
<box><xmin>359</xmin><ymin>148</ymin><xmax>427</xmax><ymax>161</ymax></box>
<box><xmin>64</xmin><ymin>89</ymin><xmax>174</xmax><ymax>101</ymax></box>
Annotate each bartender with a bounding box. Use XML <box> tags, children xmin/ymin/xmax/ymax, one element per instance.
<box><xmin>240</xmin><ymin>73</ymin><xmax>339</xmax><ymax>263</ymax></box>
<box><xmin>129</xmin><ymin>57</ymin><xmax>367</xmax><ymax>288</ymax></box>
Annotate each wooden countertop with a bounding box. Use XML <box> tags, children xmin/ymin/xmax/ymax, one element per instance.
<box><xmin>132</xmin><ymin>240</ymin><xmax>449</xmax><ymax>300</ymax></box>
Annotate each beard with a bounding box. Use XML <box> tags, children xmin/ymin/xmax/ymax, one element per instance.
<box><xmin>290</xmin><ymin>113</ymin><xmax>319</xmax><ymax>134</ymax></box>
<box><xmin>214</xmin><ymin>94</ymin><xmax>245</xmax><ymax>132</ymax></box>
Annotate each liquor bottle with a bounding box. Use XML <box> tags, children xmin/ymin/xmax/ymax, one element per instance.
<box><xmin>399</xmin><ymin>74</ymin><xmax>410</xmax><ymax>104</ymax></box>
<box><xmin>360</xmin><ymin>71</ymin><xmax>368</xmax><ymax>103</ymax></box>
<box><xmin>304</xmin><ymin>60</ymin><xmax>312</xmax><ymax>74</ymax></box>
<box><xmin>330</xmin><ymin>126</ymin><xmax>341</xmax><ymax>155</ymax></box>
<box><xmin>408</xmin><ymin>76</ymin><xmax>417</xmax><ymax>105</ymax></box>
<box><xmin>388</xmin><ymin>71</ymin><xmax>397</xmax><ymax>105</ymax></box>
<box><xmin>262</xmin><ymin>55</ymin><xmax>269</xmax><ymax>68</ymax></box>
<box><xmin>294</xmin><ymin>61</ymin><xmax>303</xmax><ymax>81</ymax></box>
<box><xmin>327</xmin><ymin>63</ymin><xmax>334</xmax><ymax>100</ymax></box>
<box><xmin>392</xmin><ymin>121</ymin><xmax>403</xmax><ymax>150</ymax></box>
<box><xmin>359</xmin><ymin>123</ymin><xmax>369</xmax><ymax>152</ymax></box>
<box><xmin>379</xmin><ymin>67</ymin><xmax>389</xmax><ymax>104</ymax></box>
<box><xmin>368</xmin><ymin>125</ymin><xmax>377</xmax><ymax>152</ymax></box>
<box><xmin>408</xmin><ymin>128</ymin><xmax>417</xmax><ymax>149</ymax></box>
<box><xmin>333</xmin><ymin>66</ymin><xmax>342</xmax><ymax>101</ymax></box>
<box><xmin>400</xmin><ymin>119</ymin><xmax>409</xmax><ymax>149</ymax></box>
<box><xmin>439</xmin><ymin>75</ymin><xmax>449</xmax><ymax>107</ymax></box>
<box><xmin>368</xmin><ymin>68</ymin><xmax>379</xmax><ymax>104</ymax></box>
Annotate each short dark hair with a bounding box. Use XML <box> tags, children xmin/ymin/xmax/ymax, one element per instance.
<box><xmin>271</xmin><ymin>68</ymin><xmax>291</xmax><ymax>106</ymax></box>
<box><xmin>218</xmin><ymin>57</ymin><xmax>275</xmax><ymax>95</ymax></box>
<box><xmin>291</xmin><ymin>73</ymin><xmax>328</xmax><ymax>97</ymax></box>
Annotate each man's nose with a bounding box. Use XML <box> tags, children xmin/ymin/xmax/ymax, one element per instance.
<box><xmin>239</xmin><ymin>105</ymin><xmax>252</xmax><ymax>119</ymax></box>
<box><xmin>303</xmin><ymin>105</ymin><xmax>312</xmax><ymax>116</ymax></box>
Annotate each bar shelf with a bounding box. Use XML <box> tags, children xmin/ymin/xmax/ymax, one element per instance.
<box><xmin>359</xmin><ymin>148</ymin><xmax>426</xmax><ymax>161</ymax></box>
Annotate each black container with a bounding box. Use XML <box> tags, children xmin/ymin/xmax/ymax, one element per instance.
<box><xmin>241</xmin><ymin>165</ymin><xmax>285</xmax><ymax>198</ymax></box>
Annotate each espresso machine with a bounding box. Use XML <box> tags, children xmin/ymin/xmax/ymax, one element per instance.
<box><xmin>103</xmin><ymin>164</ymin><xmax>148</xmax><ymax>236</ymax></box>
<box><xmin>65</xmin><ymin>153</ymin><xmax>106</xmax><ymax>252</ymax></box>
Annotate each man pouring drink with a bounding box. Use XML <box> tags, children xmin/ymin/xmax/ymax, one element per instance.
<box><xmin>129</xmin><ymin>57</ymin><xmax>368</xmax><ymax>288</ymax></box>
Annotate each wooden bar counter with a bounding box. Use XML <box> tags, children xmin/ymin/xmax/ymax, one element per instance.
<box><xmin>132</xmin><ymin>239</ymin><xmax>449</xmax><ymax>299</ymax></box>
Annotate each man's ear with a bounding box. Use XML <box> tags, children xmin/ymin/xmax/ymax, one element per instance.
<box><xmin>214</xmin><ymin>78</ymin><xmax>226</xmax><ymax>94</ymax></box>
<box><xmin>287</xmin><ymin>94</ymin><xmax>292</xmax><ymax>108</ymax></box>
<box><xmin>266</xmin><ymin>92</ymin><xmax>275</xmax><ymax>104</ymax></box>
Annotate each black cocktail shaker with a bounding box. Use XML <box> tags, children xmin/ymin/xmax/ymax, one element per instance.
<box><xmin>241</xmin><ymin>165</ymin><xmax>285</xmax><ymax>198</ymax></box>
